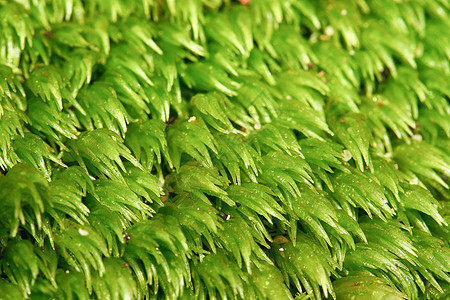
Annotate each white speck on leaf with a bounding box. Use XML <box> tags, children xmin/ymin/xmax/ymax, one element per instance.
<box><xmin>412</xmin><ymin>134</ymin><xmax>422</xmax><ymax>141</ymax></box>
<box><xmin>409</xmin><ymin>177</ymin><xmax>419</xmax><ymax>185</ymax></box>
<box><xmin>343</xmin><ymin>150</ymin><xmax>352</xmax><ymax>161</ymax></box>
<box><xmin>78</xmin><ymin>228</ymin><xmax>89</xmax><ymax>236</ymax></box>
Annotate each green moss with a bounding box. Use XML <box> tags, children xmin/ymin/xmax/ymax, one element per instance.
<box><xmin>0</xmin><ymin>0</ymin><xmax>449</xmax><ymax>299</ymax></box>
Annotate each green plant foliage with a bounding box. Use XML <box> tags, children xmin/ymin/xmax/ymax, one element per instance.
<box><xmin>0</xmin><ymin>0</ymin><xmax>449</xmax><ymax>299</ymax></box>
<box><xmin>332</xmin><ymin>274</ymin><xmax>408</xmax><ymax>300</ymax></box>
<box><xmin>214</xmin><ymin>133</ymin><xmax>260</xmax><ymax>184</ymax></box>
<box><xmin>68</xmin><ymin>129</ymin><xmax>142</xmax><ymax>181</ymax></box>
<box><xmin>272</xmin><ymin>233</ymin><xmax>338</xmax><ymax>299</ymax></box>
<box><xmin>167</xmin><ymin>118</ymin><xmax>218</xmax><ymax>169</ymax></box>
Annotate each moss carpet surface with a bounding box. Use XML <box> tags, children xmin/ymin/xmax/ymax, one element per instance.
<box><xmin>0</xmin><ymin>0</ymin><xmax>449</xmax><ymax>299</ymax></box>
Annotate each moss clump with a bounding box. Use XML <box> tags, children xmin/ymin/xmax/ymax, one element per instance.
<box><xmin>0</xmin><ymin>0</ymin><xmax>449</xmax><ymax>299</ymax></box>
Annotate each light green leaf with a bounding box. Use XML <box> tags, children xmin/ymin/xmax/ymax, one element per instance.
<box><xmin>1</xmin><ymin>239</ymin><xmax>39</xmax><ymax>295</ymax></box>
<box><xmin>91</xmin><ymin>258</ymin><xmax>138</xmax><ymax>300</ymax></box>
<box><xmin>123</xmin><ymin>215</ymin><xmax>190</xmax><ymax>299</ymax></box>
<box><xmin>89</xmin><ymin>179</ymin><xmax>154</xmax><ymax>223</ymax></box>
<box><xmin>27</xmin><ymin>66</ymin><xmax>64</xmax><ymax>110</ymax></box>
<box><xmin>272</xmin><ymin>233</ymin><xmax>338</xmax><ymax>299</ymax></box>
<box><xmin>258</xmin><ymin>152</ymin><xmax>314</xmax><ymax>203</ymax></box>
<box><xmin>76</xmin><ymin>82</ymin><xmax>130</xmax><ymax>137</ymax></box>
<box><xmin>214</xmin><ymin>133</ymin><xmax>260</xmax><ymax>184</ymax></box>
<box><xmin>168</xmin><ymin>163</ymin><xmax>232</xmax><ymax>206</ymax></box>
<box><xmin>54</xmin><ymin>220</ymin><xmax>109</xmax><ymax>292</ymax></box>
<box><xmin>191</xmin><ymin>92</ymin><xmax>237</xmax><ymax>134</ymax></box>
<box><xmin>167</xmin><ymin>118</ymin><xmax>217</xmax><ymax>169</ymax></box>
<box><xmin>125</xmin><ymin>119</ymin><xmax>172</xmax><ymax>171</ymax></box>
<box><xmin>329</xmin><ymin>108</ymin><xmax>373</xmax><ymax>172</ymax></box>
<box><xmin>68</xmin><ymin>129</ymin><xmax>142</xmax><ymax>182</ymax></box>
<box><xmin>333</xmin><ymin>274</ymin><xmax>407</xmax><ymax>300</ymax></box>
<box><xmin>394</xmin><ymin>141</ymin><xmax>450</xmax><ymax>189</ymax></box>
<box><xmin>331</xmin><ymin>169</ymin><xmax>395</xmax><ymax>220</ymax></box>
<box><xmin>182</xmin><ymin>61</ymin><xmax>240</xmax><ymax>96</ymax></box>
<box><xmin>400</xmin><ymin>184</ymin><xmax>446</xmax><ymax>226</ymax></box>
